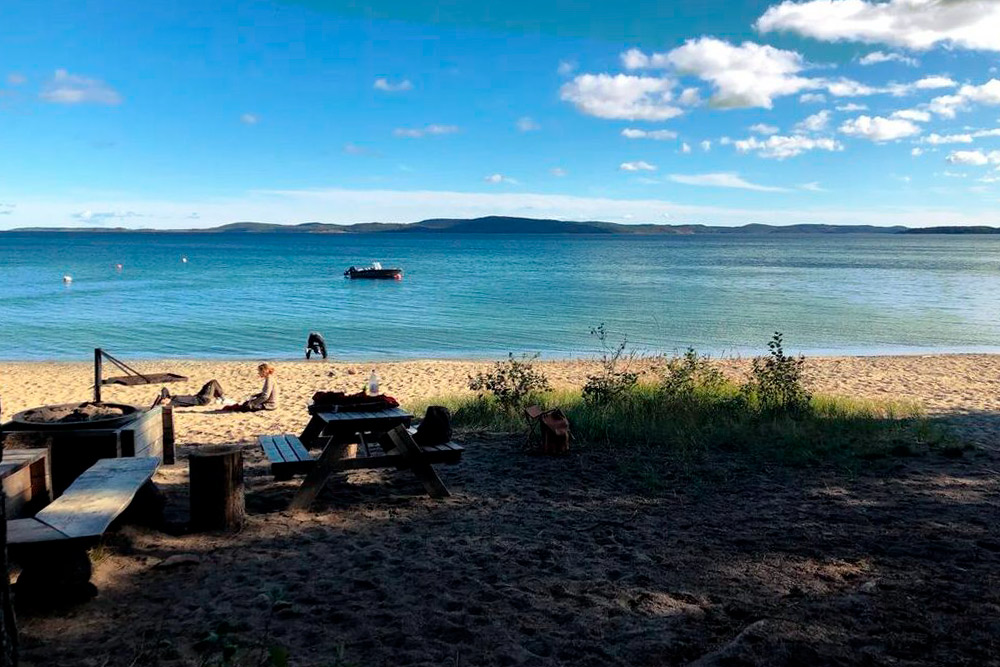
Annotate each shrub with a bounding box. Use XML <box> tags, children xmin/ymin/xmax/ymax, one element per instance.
<box><xmin>741</xmin><ymin>332</ymin><xmax>811</xmax><ymax>415</ymax></box>
<box><xmin>468</xmin><ymin>353</ymin><xmax>551</xmax><ymax>414</ymax></box>
<box><xmin>582</xmin><ymin>323</ymin><xmax>639</xmax><ymax>406</ymax></box>
<box><xmin>659</xmin><ymin>348</ymin><xmax>726</xmax><ymax>401</ymax></box>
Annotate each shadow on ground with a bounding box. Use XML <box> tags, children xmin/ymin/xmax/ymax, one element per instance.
<box><xmin>11</xmin><ymin>411</ymin><xmax>1000</xmax><ymax>667</ymax></box>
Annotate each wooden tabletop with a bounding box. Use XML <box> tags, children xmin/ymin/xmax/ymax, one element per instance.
<box><xmin>0</xmin><ymin>449</ymin><xmax>46</xmax><ymax>480</ymax></box>
<box><xmin>314</xmin><ymin>407</ymin><xmax>413</xmax><ymax>423</ymax></box>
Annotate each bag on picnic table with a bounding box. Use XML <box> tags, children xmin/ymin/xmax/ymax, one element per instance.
<box><xmin>413</xmin><ymin>406</ymin><xmax>452</xmax><ymax>448</ymax></box>
<box><xmin>309</xmin><ymin>391</ymin><xmax>399</xmax><ymax>413</ymax></box>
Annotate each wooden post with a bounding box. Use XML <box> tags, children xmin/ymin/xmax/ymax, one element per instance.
<box><xmin>93</xmin><ymin>348</ymin><xmax>103</xmax><ymax>403</ymax></box>
<box><xmin>161</xmin><ymin>406</ymin><xmax>175</xmax><ymax>465</ymax></box>
<box><xmin>189</xmin><ymin>448</ymin><xmax>245</xmax><ymax>532</ymax></box>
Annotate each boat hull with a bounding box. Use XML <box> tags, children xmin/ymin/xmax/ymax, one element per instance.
<box><xmin>345</xmin><ymin>268</ymin><xmax>403</xmax><ymax>280</ymax></box>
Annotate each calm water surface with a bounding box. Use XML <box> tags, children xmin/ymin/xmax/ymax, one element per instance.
<box><xmin>1</xmin><ymin>232</ymin><xmax>999</xmax><ymax>360</ymax></box>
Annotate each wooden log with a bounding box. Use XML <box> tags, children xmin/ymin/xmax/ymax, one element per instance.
<box><xmin>189</xmin><ymin>448</ymin><xmax>245</xmax><ymax>532</ymax></box>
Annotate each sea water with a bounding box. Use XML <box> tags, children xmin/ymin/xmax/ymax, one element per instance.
<box><xmin>1</xmin><ymin>231</ymin><xmax>999</xmax><ymax>360</ymax></box>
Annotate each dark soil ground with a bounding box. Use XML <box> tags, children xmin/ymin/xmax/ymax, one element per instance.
<box><xmin>14</xmin><ymin>433</ymin><xmax>1000</xmax><ymax>667</ymax></box>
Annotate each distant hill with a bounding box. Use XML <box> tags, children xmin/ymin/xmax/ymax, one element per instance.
<box><xmin>5</xmin><ymin>216</ymin><xmax>996</xmax><ymax>235</ymax></box>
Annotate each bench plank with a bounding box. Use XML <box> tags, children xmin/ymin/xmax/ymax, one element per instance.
<box><xmin>8</xmin><ymin>518</ymin><xmax>70</xmax><ymax>544</ymax></box>
<box><xmin>259</xmin><ymin>436</ymin><xmax>286</xmax><ymax>463</ymax></box>
<box><xmin>284</xmin><ymin>435</ymin><xmax>312</xmax><ymax>462</ymax></box>
<box><xmin>34</xmin><ymin>457</ymin><xmax>160</xmax><ymax>539</ymax></box>
<box><xmin>272</xmin><ymin>435</ymin><xmax>297</xmax><ymax>463</ymax></box>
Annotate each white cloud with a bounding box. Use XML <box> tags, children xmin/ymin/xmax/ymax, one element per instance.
<box><xmin>734</xmin><ymin>134</ymin><xmax>844</xmax><ymax>159</ymax></box>
<box><xmin>621</xmin><ymin>128</ymin><xmax>677</xmax><ymax>140</ymax></box>
<box><xmin>559</xmin><ymin>74</ymin><xmax>681</xmax><ymax>120</ymax></box>
<box><xmin>750</xmin><ymin>123</ymin><xmax>780</xmax><ymax>135</ymax></box>
<box><xmin>516</xmin><ymin>116</ymin><xmax>541</xmax><ymax>132</ymax></box>
<box><xmin>40</xmin><ymin>69</ymin><xmax>121</xmax><ymax>105</ymax></box>
<box><xmin>678</xmin><ymin>87</ymin><xmax>702</xmax><ymax>106</ymax></box>
<box><xmin>947</xmin><ymin>150</ymin><xmax>1000</xmax><ymax>166</ymax></box>
<box><xmin>911</xmin><ymin>147</ymin><xmax>924</xmax><ymax>156</ymax></box>
<box><xmin>700</xmin><ymin>140</ymin><xmax>712</xmax><ymax>151</ymax></box>
<box><xmin>373</xmin><ymin>78</ymin><xmax>413</xmax><ymax>92</ymax></box>
<box><xmin>484</xmin><ymin>173</ymin><xmax>518</xmax><ymax>184</ymax></box>
<box><xmin>680</xmin><ymin>142</ymin><xmax>692</xmax><ymax>153</ymax></box>
<box><xmin>800</xmin><ymin>93</ymin><xmax>827</xmax><ymax>104</ymax></box>
<box><xmin>6</xmin><ymin>73</ymin><xmax>25</xmax><ymax>86</ymax></box>
<box><xmin>72</xmin><ymin>210</ymin><xmax>144</xmax><ymax>224</ymax></box>
<box><xmin>920</xmin><ymin>133</ymin><xmax>973</xmax><ymax>145</ymax></box>
<box><xmin>393</xmin><ymin>124</ymin><xmax>460</xmax><ymax>138</ymax></box>
<box><xmin>661</xmin><ymin>38</ymin><xmax>816</xmax><ymax>109</ymax></box>
<box><xmin>557</xmin><ymin>60</ymin><xmax>577</xmax><ymax>76</ymax></box>
<box><xmin>757</xmin><ymin>0</ymin><xmax>1000</xmax><ymax>52</ymax></box>
<box><xmin>620</xmin><ymin>161</ymin><xmax>657</xmax><ymax>172</ymax></box>
<box><xmin>858</xmin><ymin>51</ymin><xmax>919</xmax><ymax>67</ymax></box>
<box><xmin>0</xmin><ymin>203</ymin><xmax>15</xmax><ymax>215</ymax></box>
<box><xmin>550</xmin><ymin>167</ymin><xmax>567</xmax><ymax>177</ymax></box>
<box><xmin>668</xmin><ymin>172</ymin><xmax>789</xmax><ymax>192</ymax></box>
<box><xmin>929</xmin><ymin>79</ymin><xmax>1000</xmax><ymax>118</ymax></box>
<box><xmin>836</xmin><ymin>103</ymin><xmax>868</xmax><ymax>112</ymax></box>
<box><xmin>796</xmin><ymin>109</ymin><xmax>831</xmax><ymax>132</ymax></box>
<box><xmin>891</xmin><ymin>108</ymin><xmax>931</xmax><ymax>122</ymax></box>
<box><xmin>839</xmin><ymin>115</ymin><xmax>922</xmax><ymax>141</ymax></box>
<box><xmin>240</xmin><ymin>113</ymin><xmax>259</xmax><ymax>125</ymax></box>
<box><xmin>799</xmin><ymin>181</ymin><xmax>827</xmax><ymax>191</ymax></box>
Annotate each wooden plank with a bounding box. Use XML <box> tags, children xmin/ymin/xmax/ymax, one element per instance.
<box><xmin>272</xmin><ymin>435</ymin><xmax>296</xmax><ymax>463</ymax></box>
<box><xmin>7</xmin><ymin>518</ymin><xmax>70</xmax><ymax>544</ymax></box>
<box><xmin>284</xmin><ymin>435</ymin><xmax>312</xmax><ymax>463</ymax></box>
<box><xmin>289</xmin><ymin>440</ymin><xmax>352</xmax><ymax>511</ymax></box>
<box><xmin>386</xmin><ymin>427</ymin><xmax>451</xmax><ymax>499</ymax></box>
<box><xmin>258</xmin><ymin>436</ymin><xmax>286</xmax><ymax>463</ymax></box>
<box><xmin>35</xmin><ymin>457</ymin><xmax>159</xmax><ymax>539</ymax></box>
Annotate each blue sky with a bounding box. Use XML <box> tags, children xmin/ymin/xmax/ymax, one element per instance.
<box><xmin>1</xmin><ymin>0</ymin><xmax>1000</xmax><ymax>229</ymax></box>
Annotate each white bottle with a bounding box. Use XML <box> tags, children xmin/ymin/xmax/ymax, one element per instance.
<box><xmin>368</xmin><ymin>370</ymin><xmax>380</xmax><ymax>396</ymax></box>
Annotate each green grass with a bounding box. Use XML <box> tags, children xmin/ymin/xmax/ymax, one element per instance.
<box><xmin>412</xmin><ymin>381</ymin><xmax>953</xmax><ymax>466</ymax></box>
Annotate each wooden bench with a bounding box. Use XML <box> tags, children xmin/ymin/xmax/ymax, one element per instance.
<box><xmin>7</xmin><ymin>457</ymin><xmax>160</xmax><ymax>544</ymax></box>
<box><xmin>258</xmin><ymin>434</ymin><xmax>315</xmax><ymax>480</ymax></box>
<box><xmin>259</xmin><ymin>425</ymin><xmax>464</xmax><ymax>508</ymax></box>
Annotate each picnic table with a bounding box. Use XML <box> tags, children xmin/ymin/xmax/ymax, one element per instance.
<box><xmin>299</xmin><ymin>406</ymin><xmax>414</xmax><ymax>452</ymax></box>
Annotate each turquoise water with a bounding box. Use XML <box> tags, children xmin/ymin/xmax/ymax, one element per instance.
<box><xmin>1</xmin><ymin>232</ymin><xmax>999</xmax><ymax>360</ymax></box>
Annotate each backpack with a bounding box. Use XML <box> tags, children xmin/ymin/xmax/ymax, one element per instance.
<box><xmin>413</xmin><ymin>406</ymin><xmax>453</xmax><ymax>447</ymax></box>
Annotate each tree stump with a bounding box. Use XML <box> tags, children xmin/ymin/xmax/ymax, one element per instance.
<box><xmin>189</xmin><ymin>447</ymin><xmax>245</xmax><ymax>532</ymax></box>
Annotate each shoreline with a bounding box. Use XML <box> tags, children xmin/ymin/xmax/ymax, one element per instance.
<box><xmin>5</xmin><ymin>348</ymin><xmax>1000</xmax><ymax>365</ymax></box>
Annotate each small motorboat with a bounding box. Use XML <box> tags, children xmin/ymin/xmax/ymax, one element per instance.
<box><xmin>344</xmin><ymin>261</ymin><xmax>403</xmax><ymax>280</ymax></box>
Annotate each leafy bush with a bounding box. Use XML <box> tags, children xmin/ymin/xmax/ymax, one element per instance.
<box><xmin>582</xmin><ymin>323</ymin><xmax>639</xmax><ymax>405</ymax></box>
<box><xmin>468</xmin><ymin>353</ymin><xmax>551</xmax><ymax>414</ymax></box>
<box><xmin>659</xmin><ymin>348</ymin><xmax>726</xmax><ymax>401</ymax></box>
<box><xmin>741</xmin><ymin>332</ymin><xmax>811</xmax><ymax>415</ymax></box>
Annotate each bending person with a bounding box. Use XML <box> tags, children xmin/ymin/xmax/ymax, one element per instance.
<box><xmin>305</xmin><ymin>331</ymin><xmax>327</xmax><ymax>360</ymax></box>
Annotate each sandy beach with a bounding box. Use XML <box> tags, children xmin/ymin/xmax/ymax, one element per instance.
<box><xmin>3</xmin><ymin>354</ymin><xmax>1000</xmax><ymax>448</ymax></box>
<box><xmin>2</xmin><ymin>355</ymin><xmax>1000</xmax><ymax>666</ymax></box>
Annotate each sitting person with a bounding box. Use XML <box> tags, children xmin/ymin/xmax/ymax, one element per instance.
<box><xmin>158</xmin><ymin>363</ymin><xmax>278</xmax><ymax>411</ymax></box>
<box><xmin>305</xmin><ymin>331</ymin><xmax>327</xmax><ymax>360</ymax></box>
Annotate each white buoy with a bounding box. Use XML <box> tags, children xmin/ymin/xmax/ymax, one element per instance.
<box><xmin>181</xmin><ymin>255</ymin><xmax>188</xmax><ymax>264</ymax></box>
<box><xmin>62</xmin><ymin>274</ymin><xmax>73</xmax><ymax>284</ymax></box>
<box><xmin>115</xmin><ymin>263</ymin><xmax>123</xmax><ymax>272</ymax></box>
